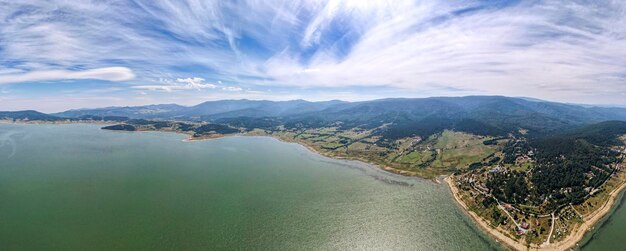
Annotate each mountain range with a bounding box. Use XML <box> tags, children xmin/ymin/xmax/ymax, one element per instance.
<box><xmin>3</xmin><ymin>96</ymin><xmax>626</xmax><ymax>139</ymax></box>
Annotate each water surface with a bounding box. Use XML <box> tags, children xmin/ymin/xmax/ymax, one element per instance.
<box><xmin>0</xmin><ymin>124</ymin><xmax>504</xmax><ymax>250</ymax></box>
<box><xmin>579</xmin><ymin>190</ymin><xmax>626</xmax><ymax>251</ymax></box>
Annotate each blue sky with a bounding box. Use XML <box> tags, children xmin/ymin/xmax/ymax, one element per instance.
<box><xmin>0</xmin><ymin>0</ymin><xmax>625</xmax><ymax>112</ymax></box>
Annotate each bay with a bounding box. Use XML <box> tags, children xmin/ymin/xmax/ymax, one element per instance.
<box><xmin>0</xmin><ymin>124</ymin><xmax>503</xmax><ymax>250</ymax></box>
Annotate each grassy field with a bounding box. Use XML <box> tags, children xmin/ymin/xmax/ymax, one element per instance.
<box><xmin>506</xmin><ymin>162</ymin><xmax>533</xmax><ymax>172</ymax></box>
<box><xmin>351</xmin><ymin>130</ymin><xmax>499</xmax><ymax>171</ymax></box>
<box><xmin>429</xmin><ymin>131</ymin><xmax>498</xmax><ymax>169</ymax></box>
<box><xmin>251</xmin><ymin>127</ymin><xmax>504</xmax><ymax>178</ymax></box>
<box><xmin>363</xmin><ymin>130</ymin><xmax>503</xmax><ymax>173</ymax></box>
<box><xmin>397</xmin><ymin>150</ymin><xmax>434</xmax><ymax>164</ymax></box>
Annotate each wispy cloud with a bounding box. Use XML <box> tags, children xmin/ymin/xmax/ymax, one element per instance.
<box><xmin>0</xmin><ymin>0</ymin><xmax>625</xmax><ymax>110</ymax></box>
<box><xmin>132</xmin><ymin>77</ymin><xmax>216</xmax><ymax>91</ymax></box>
<box><xmin>132</xmin><ymin>77</ymin><xmax>246</xmax><ymax>94</ymax></box>
<box><xmin>174</xmin><ymin>77</ymin><xmax>217</xmax><ymax>89</ymax></box>
<box><xmin>222</xmin><ymin>86</ymin><xmax>243</xmax><ymax>92</ymax></box>
<box><xmin>261</xmin><ymin>1</ymin><xmax>626</xmax><ymax>96</ymax></box>
<box><xmin>0</xmin><ymin>67</ymin><xmax>135</xmax><ymax>84</ymax></box>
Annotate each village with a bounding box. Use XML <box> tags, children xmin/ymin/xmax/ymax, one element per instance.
<box><xmin>452</xmin><ymin>141</ymin><xmax>626</xmax><ymax>247</ymax></box>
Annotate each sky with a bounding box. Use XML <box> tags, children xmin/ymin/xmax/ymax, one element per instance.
<box><xmin>0</xmin><ymin>0</ymin><xmax>625</xmax><ymax>112</ymax></box>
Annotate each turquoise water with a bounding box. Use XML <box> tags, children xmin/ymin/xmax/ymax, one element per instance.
<box><xmin>0</xmin><ymin>124</ymin><xmax>506</xmax><ymax>250</ymax></box>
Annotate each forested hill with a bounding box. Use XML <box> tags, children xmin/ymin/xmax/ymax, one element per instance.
<box><xmin>52</xmin><ymin>100</ymin><xmax>346</xmax><ymax>120</ymax></box>
<box><xmin>481</xmin><ymin>120</ymin><xmax>626</xmax><ymax>211</ymax></box>
<box><xmin>3</xmin><ymin>96</ymin><xmax>626</xmax><ymax>138</ymax></box>
<box><xmin>0</xmin><ymin>110</ymin><xmax>62</xmax><ymax>121</ymax></box>
<box><xmin>283</xmin><ymin>97</ymin><xmax>626</xmax><ymax>138</ymax></box>
<box><xmin>558</xmin><ymin>121</ymin><xmax>626</xmax><ymax>146</ymax></box>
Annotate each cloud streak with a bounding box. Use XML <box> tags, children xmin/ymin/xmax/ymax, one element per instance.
<box><xmin>262</xmin><ymin>1</ymin><xmax>626</xmax><ymax>97</ymax></box>
<box><xmin>0</xmin><ymin>0</ymin><xmax>625</xmax><ymax>108</ymax></box>
<box><xmin>0</xmin><ymin>67</ymin><xmax>135</xmax><ymax>84</ymax></box>
<box><xmin>132</xmin><ymin>77</ymin><xmax>216</xmax><ymax>91</ymax></box>
<box><xmin>132</xmin><ymin>77</ymin><xmax>246</xmax><ymax>93</ymax></box>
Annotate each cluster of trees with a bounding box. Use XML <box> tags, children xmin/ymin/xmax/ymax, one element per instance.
<box><xmin>530</xmin><ymin>137</ymin><xmax>618</xmax><ymax>205</ymax></box>
<box><xmin>469</xmin><ymin>155</ymin><xmax>501</xmax><ymax>171</ymax></box>
<box><xmin>502</xmin><ymin>139</ymin><xmax>532</xmax><ymax>164</ymax></box>
<box><xmin>376</xmin><ymin>117</ymin><xmax>510</xmax><ymax>141</ymax></box>
<box><xmin>176</xmin><ymin>123</ymin><xmax>195</xmax><ymax>131</ymax></box>
<box><xmin>482</xmin><ymin>138</ymin><xmax>502</xmax><ymax>146</ymax></box>
<box><xmin>102</xmin><ymin>120</ymin><xmax>240</xmax><ymax>136</ymax></box>
<box><xmin>216</xmin><ymin>117</ymin><xmax>282</xmax><ymax>130</ymax></box>
<box><xmin>102</xmin><ymin>124</ymin><xmax>136</xmax><ymax>131</ymax></box>
<box><xmin>562</xmin><ymin>121</ymin><xmax>626</xmax><ymax>147</ymax></box>
<box><xmin>478</xmin><ymin>121</ymin><xmax>626</xmax><ymax>210</ymax></box>
<box><xmin>486</xmin><ymin>171</ymin><xmax>529</xmax><ymax>204</ymax></box>
<box><xmin>194</xmin><ymin>124</ymin><xmax>239</xmax><ymax>135</ymax></box>
<box><xmin>490</xmin><ymin>134</ymin><xmax>621</xmax><ymax>209</ymax></box>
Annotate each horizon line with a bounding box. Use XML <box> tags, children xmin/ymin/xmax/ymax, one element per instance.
<box><xmin>3</xmin><ymin>95</ymin><xmax>626</xmax><ymax>113</ymax></box>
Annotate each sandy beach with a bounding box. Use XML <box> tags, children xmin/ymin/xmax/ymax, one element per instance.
<box><xmin>446</xmin><ymin>175</ymin><xmax>626</xmax><ymax>251</ymax></box>
<box><xmin>445</xmin><ymin>176</ymin><xmax>531</xmax><ymax>250</ymax></box>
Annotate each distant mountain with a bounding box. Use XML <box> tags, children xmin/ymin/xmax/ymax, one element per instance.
<box><xmin>558</xmin><ymin>120</ymin><xmax>626</xmax><ymax>146</ymax></box>
<box><xmin>4</xmin><ymin>96</ymin><xmax>626</xmax><ymax>138</ymax></box>
<box><xmin>0</xmin><ymin>110</ymin><xmax>62</xmax><ymax>121</ymax></box>
<box><xmin>52</xmin><ymin>104</ymin><xmax>186</xmax><ymax>119</ymax></box>
<box><xmin>52</xmin><ymin>99</ymin><xmax>347</xmax><ymax>120</ymax></box>
<box><xmin>281</xmin><ymin>96</ymin><xmax>626</xmax><ymax>138</ymax></box>
<box><xmin>187</xmin><ymin>99</ymin><xmax>346</xmax><ymax>119</ymax></box>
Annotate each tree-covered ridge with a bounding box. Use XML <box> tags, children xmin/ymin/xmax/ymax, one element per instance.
<box><xmin>0</xmin><ymin>111</ymin><xmax>63</xmax><ymax>121</ymax></box>
<box><xmin>39</xmin><ymin>96</ymin><xmax>626</xmax><ymax>138</ymax></box>
<box><xmin>486</xmin><ymin>136</ymin><xmax>621</xmax><ymax>209</ymax></box>
<box><xmin>5</xmin><ymin>96</ymin><xmax>626</xmax><ymax>141</ymax></box>
<box><xmin>486</xmin><ymin>121</ymin><xmax>626</xmax><ymax>206</ymax></box>
<box><xmin>101</xmin><ymin>120</ymin><xmax>240</xmax><ymax>139</ymax></box>
<box><xmin>559</xmin><ymin>120</ymin><xmax>626</xmax><ymax>146</ymax></box>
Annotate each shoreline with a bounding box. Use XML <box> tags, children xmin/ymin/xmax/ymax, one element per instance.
<box><xmin>181</xmin><ymin>130</ymin><xmax>424</xmax><ymax>179</ymax></box>
<box><xmin>130</xmin><ymin>126</ymin><xmax>626</xmax><ymax>250</ymax></box>
<box><xmin>3</xmin><ymin>121</ymin><xmax>624</xmax><ymax>250</ymax></box>
<box><xmin>445</xmin><ymin>176</ymin><xmax>529</xmax><ymax>251</ymax></box>
<box><xmin>553</xmin><ymin>181</ymin><xmax>626</xmax><ymax>251</ymax></box>
<box><xmin>445</xmin><ymin>175</ymin><xmax>626</xmax><ymax>251</ymax></box>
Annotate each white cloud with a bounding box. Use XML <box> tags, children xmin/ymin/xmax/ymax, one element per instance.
<box><xmin>222</xmin><ymin>86</ymin><xmax>243</xmax><ymax>92</ymax></box>
<box><xmin>1</xmin><ymin>1</ymin><xmax>626</xmax><ymax>106</ymax></box>
<box><xmin>0</xmin><ymin>67</ymin><xmax>135</xmax><ymax>84</ymax></box>
<box><xmin>132</xmin><ymin>77</ymin><xmax>217</xmax><ymax>91</ymax></box>
<box><xmin>176</xmin><ymin>77</ymin><xmax>217</xmax><ymax>89</ymax></box>
<box><xmin>133</xmin><ymin>78</ymin><xmax>243</xmax><ymax>94</ymax></box>
<box><xmin>261</xmin><ymin>0</ymin><xmax>626</xmax><ymax>101</ymax></box>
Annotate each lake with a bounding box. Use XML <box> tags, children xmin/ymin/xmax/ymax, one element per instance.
<box><xmin>0</xmin><ymin>123</ymin><xmax>510</xmax><ymax>250</ymax></box>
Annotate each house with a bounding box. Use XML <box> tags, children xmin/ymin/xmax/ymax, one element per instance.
<box><xmin>504</xmin><ymin>204</ymin><xmax>513</xmax><ymax>211</ymax></box>
<box><xmin>520</xmin><ymin>221</ymin><xmax>529</xmax><ymax>229</ymax></box>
